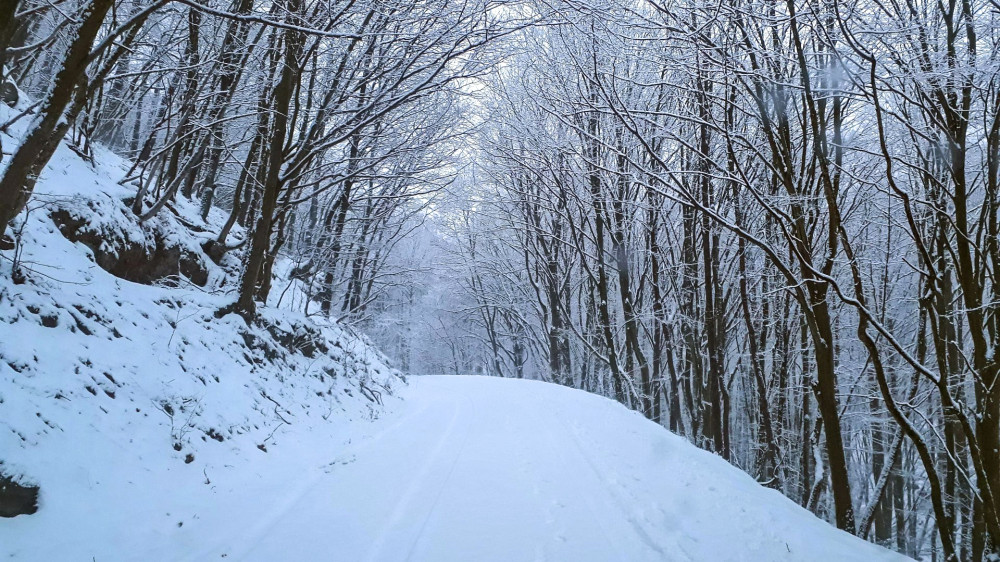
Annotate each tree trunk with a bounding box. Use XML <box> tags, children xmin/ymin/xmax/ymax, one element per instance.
<box><xmin>0</xmin><ymin>0</ymin><xmax>21</xmax><ymax>78</ymax></box>
<box><xmin>227</xmin><ymin>0</ymin><xmax>303</xmax><ymax>319</ymax></box>
<box><xmin>0</xmin><ymin>0</ymin><xmax>114</xmax><ymax>241</ymax></box>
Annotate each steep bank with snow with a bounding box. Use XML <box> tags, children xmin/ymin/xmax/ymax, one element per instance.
<box><xmin>0</xmin><ymin>99</ymin><xmax>403</xmax><ymax>559</ymax></box>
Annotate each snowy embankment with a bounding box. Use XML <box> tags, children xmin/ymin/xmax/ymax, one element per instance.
<box><xmin>0</xmin><ymin>101</ymin><xmax>402</xmax><ymax>558</ymax></box>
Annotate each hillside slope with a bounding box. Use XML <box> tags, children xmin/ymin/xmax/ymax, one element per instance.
<box><xmin>0</xmin><ymin>98</ymin><xmax>403</xmax><ymax>559</ymax></box>
<box><xmin>140</xmin><ymin>375</ymin><xmax>911</xmax><ymax>562</ymax></box>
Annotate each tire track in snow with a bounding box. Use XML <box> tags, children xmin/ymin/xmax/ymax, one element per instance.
<box><xmin>534</xmin><ymin>411</ymin><xmax>620</xmax><ymax>559</ymax></box>
<box><xmin>181</xmin><ymin>398</ymin><xmax>438</xmax><ymax>562</ymax></box>
<box><xmin>402</xmin><ymin>394</ymin><xmax>476</xmax><ymax>561</ymax></box>
<box><xmin>178</xmin><ymin>464</ymin><xmax>327</xmax><ymax>562</ymax></box>
<box><xmin>364</xmin><ymin>391</ymin><xmax>472</xmax><ymax>562</ymax></box>
<box><xmin>545</xmin><ymin>396</ymin><xmax>694</xmax><ymax>562</ymax></box>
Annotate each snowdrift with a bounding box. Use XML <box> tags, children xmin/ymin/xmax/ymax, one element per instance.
<box><xmin>0</xmin><ymin>98</ymin><xmax>402</xmax><ymax>559</ymax></box>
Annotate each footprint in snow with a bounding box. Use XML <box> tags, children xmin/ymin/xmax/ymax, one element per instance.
<box><xmin>323</xmin><ymin>455</ymin><xmax>356</xmax><ymax>471</ymax></box>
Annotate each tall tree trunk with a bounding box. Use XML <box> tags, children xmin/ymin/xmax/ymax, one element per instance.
<box><xmin>0</xmin><ymin>0</ymin><xmax>21</xmax><ymax>78</ymax></box>
<box><xmin>226</xmin><ymin>0</ymin><xmax>303</xmax><ymax>319</ymax></box>
<box><xmin>0</xmin><ymin>0</ymin><xmax>114</xmax><ymax>241</ymax></box>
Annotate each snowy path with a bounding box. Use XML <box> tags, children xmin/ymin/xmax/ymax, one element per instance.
<box><xmin>188</xmin><ymin>376</ymin><xmax>906</xmax><ymax>562</ymax></box>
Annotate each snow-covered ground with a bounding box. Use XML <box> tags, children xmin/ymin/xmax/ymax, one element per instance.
<box><xmin>236</xmin><ymin>375</ymin><xmax>909</xmax><ymax>562</ymax></box>
<box><xmin>5</xmin><ymin>375</ymin><xmax>908</xmax><ymax>561</ymax></box>
<box><xmin>5</xmin><ymin>369</ymin><xmax>912</xmax><ymax>561</ymax></box>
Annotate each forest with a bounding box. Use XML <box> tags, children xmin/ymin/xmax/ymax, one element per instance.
<box><xmin>1</xmin><ymin>0</ymin><xmax>999</xmax><ymax>559</ymax></box>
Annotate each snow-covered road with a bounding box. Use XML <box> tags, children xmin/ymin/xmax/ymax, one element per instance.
<box><xmin>196</xmin><ymin>376</ymin><xmax>907</xmax><ymax>562</ymax></box>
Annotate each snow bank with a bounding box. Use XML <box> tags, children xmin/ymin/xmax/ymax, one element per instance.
<box><xmin>0</xmin><ymin>99</ymin><xmax>403</xmax><ymax>559</ymax></box>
